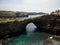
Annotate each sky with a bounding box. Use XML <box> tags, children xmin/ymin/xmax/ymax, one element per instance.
<box><xmin>0</xmin><ymin>0</ymin><xmax>60</xmax><ymax>13</ymax></box>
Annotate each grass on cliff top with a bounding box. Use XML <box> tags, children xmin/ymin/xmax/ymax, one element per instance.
<box><xmin>0</xmin><ymin>15</ymin><xmax>60</xmax><ymax>23</ymax></box>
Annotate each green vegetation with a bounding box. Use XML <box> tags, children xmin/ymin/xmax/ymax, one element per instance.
<box><xmin>0</xmin><ymin>11</ymin><xmax>16</xmax><ymax>16</ymax></box>
<box><xmin>0</xmin><ymin>11</ymin><xmax>16</xmax><ymax>23</ymax></box>
<box><xmin>50</xmin><ymin>10</ymin><xmax>60</xmax><ymax>15</ymax></box>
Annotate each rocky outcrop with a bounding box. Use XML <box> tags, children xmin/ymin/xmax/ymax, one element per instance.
<box><xmin>0</xmin><ymin>15</ymin><xmax>60</xmax><ymax>39</ymax></box>
<box><xmin>34</xmin><ymin>15</ymin><xmax>60</xmax><ymax>35</ymax></box>
<box><xmin>0</xmin><ymin>21</ymin><xmax>26</xmax><ymax>39</ymax></box>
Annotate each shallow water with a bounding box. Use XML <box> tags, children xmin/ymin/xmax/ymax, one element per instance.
<box><xmin>7</xmin><ymin>32</ymin><xmax>51</xmax><ymax>45</ymax></box>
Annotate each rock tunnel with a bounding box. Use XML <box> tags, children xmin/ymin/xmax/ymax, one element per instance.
<box><xmin>0</xmin><ymin>15</ymin><xmax>60</xmax><ymax>39</ymax></box>
<box><xmin>26</xmin><ymin>22</ymin><xmax>37</xmax><ymax>35</ymax></box>
<box><xmin>0</xmin><ymin>18</ymin><xmax>45</xmax><ymax>39</ymax></box>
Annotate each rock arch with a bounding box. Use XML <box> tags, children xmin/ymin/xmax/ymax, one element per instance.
<box><xmin>25</xmin><ymin>22</ymin><xmax>37</xmax><ymax>35</ymax></box>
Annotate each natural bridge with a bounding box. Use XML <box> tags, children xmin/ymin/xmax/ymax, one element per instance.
<box><xmin>0</xmin><ymin>15</ymin><xmax>60</xmax><ymax>39</ymax></box>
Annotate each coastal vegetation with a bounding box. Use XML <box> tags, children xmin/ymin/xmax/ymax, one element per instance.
<box><xmin>0</xmin><ymin>11</ymin><xmax>16</xmax><ymax>16</ymax></box>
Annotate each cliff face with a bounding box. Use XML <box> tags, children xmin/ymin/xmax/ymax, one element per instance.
<box><xmin>0</xmin><ymin>15</ymin><xmax>60</xmax><ymax>39</ymax></box>
<box><xmin>0</xmin><ymin>21</ymin><xmax>26</xmax><ymax>39</ymax></box>
<box><xmin>42</xmin><ymin>15</ymin><xmax>60</xmax><ymax>30</ymax></box>
<box><xmin>35</xmin><ymin>15</ymin><xmax>60</xmax><ymax>35</ymax></box>
<box><xmin>0</xmin><ymin>23</ymin><xmax>10</xmax><ymax>38</ymax></box>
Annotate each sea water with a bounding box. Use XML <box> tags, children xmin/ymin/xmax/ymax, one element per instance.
<box><xmin>7</xmin><ymin>23</ymin><xmax>51</xmax><ymax>45</ymax></box>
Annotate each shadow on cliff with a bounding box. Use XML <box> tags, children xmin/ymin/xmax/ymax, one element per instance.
<box><xmin>0</xmin><ymin>15</ymin><xmax>60</xmax><ymax>39</ymax></box>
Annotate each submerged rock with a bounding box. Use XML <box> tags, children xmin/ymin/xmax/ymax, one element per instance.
<box><xmin>44</xmin><ymin>36</ymin><xmax>60</xmax><ymax>45</ymax></box>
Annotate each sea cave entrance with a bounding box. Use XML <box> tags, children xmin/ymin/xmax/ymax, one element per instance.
<box><xmin>26</xmin><ymin>22</ymin><xmax>37</xmax><ymax>35</ymax></box>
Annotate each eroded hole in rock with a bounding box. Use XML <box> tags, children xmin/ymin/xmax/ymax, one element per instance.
<box><xmin>26</xmin><ymin>22</ymin><xmax>37</xmax><ymax>35</ymax></box>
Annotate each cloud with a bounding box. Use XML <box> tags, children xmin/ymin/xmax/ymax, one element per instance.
<box><xmin>0</xmin><ymin>0</ymin><xmax>60</xmax><ymax>13</ymax></box>
<box><xmin>19</xmin><ymin>0</ymin><xmax>57</xmax><ymax>12</ymax></box>
<box><xmin>0</xmin><ymin>4</ymin><xmax>20</xmax><ymax>11</ymax></box>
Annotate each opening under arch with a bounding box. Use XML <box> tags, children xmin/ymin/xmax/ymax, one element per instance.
<box><xmin>26</xmin><ymin>22</ymin><xmax>37</xmax><ymax>35</ymax></box>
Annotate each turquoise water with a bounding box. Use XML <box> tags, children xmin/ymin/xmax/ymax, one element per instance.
<box><xmin>7</xmin><ymin>23</ymin><xmax>51</xmax><ymax>45</ymax></box>
<box><xmin>7</xmin><ymin>32</ymin><xmax>51</xmax><ymax>45</ymax></box>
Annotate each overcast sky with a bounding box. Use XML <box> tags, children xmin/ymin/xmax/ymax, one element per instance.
<box><xmin>0</xmin><ymin>0</ymin><xmax>60</xmax><ymax>13</ymax></box>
